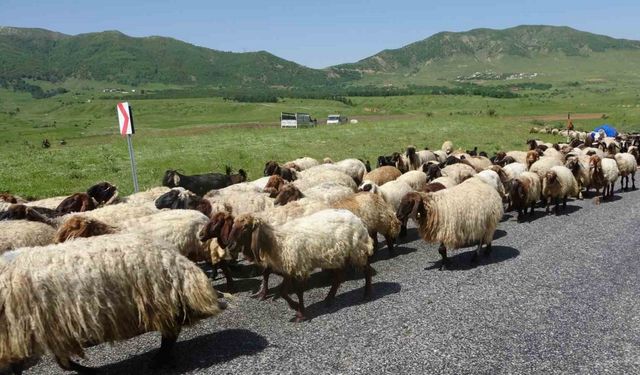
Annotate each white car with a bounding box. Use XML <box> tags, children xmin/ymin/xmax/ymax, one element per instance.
<box><xmin>327</xmin><ymin>114</ymin><xmax>347</xmax><ymax>125</ymax></box>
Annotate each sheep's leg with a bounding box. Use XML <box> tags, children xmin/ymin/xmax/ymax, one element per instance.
<box><xmin>324</xmin><ymin>268</ymin><xmax>344</xmax><ymax>306</ymax></box>
<box><xmin>437</xmin><ymin>243</ymin><xmax>449</xmax><ymax>271</ymax></box>
<box><xmin>545</xmin><ymin>197</ymin><xmax>551</xmax><ymax>214</ymax></box>
<box><xmin>470</xmin><ymin>240</ymin><xmax>482</xmax><ymax>264</ymax></box>
<box><xmin>10</xmin><ymin>361</ymin><xmax>25</xmax><ymax>375</ymax></box>
<box><xmin>399</xmin><ymin>223</ymin><xmax>408</xmax><ymax>238</ymax></box>
<box><xmin>516</xmin><ymin>208</ymin><xmax>523</xmax><ymax>222</ymax></box>
<box><xmin>363</xmin><ymin>258</ymin><xmax>373</xmax><ymax>300</ymax></box>
<box><xmin>632</xmin><ymin>173</ymin><xmax>636</xmax><ymax>190</ymax></box>
<box><xmin>150</xmin><ymin>328</ymin><xmax>181</xmax><ymax>369</ymax></box>
<box><xmin>529</xmin><ymin>202</ymin><xmax>535</xmax><ymax>216</ymax></box>
<box><xmin>279</xmin><ymin>276</ymin><xmax>300</xmax><ymax>313</ymax></box>
<box><xmin>251</xmin><ymin>268</ymin><xmax>271</xmax><ymax>300</ymax></box>
<box><xmin>370</xmin><ymin>231</ymin><xmax>379</xmax><ymax>252</ymax></box>
<box><xmin>219</xmin><ymin>260</ymin><xmax>235</xmax><ymax>293</ymax></box>
<box><xmin>485</xmin><ymin>241</ymin><xmax>492</xmax><ymax>255</ymax></box>
<box><xmin>384</xmin><ymin>234</ymin><xmax>396</xmax><ymax>256</ymax></box>
<box><xmin>294</xmin><ymin>281</ymin><xmax>306</xmax><ymax>322</ymax></box>
<box><xmin>563</xmin><ymin>196</ymin><xmax>567</xmax><ymax>210</ymax></box>
<box><xmin>55</xmin><ymin>356</ymin><xmax>99</xmax><ymax>374</ymax></box>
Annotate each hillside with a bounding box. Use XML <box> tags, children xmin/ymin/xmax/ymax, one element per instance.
<box><xmin>0</xmin><ymin>26</ymin><xmax>352</xmax><ymax>87</ymax></box>
<box><xmin>333</xmin><ymin>25</ymin><xmax>640</xmax><ymax>84</ymax></box>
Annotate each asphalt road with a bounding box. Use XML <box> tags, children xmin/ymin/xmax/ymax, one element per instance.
<box><xmin>24</xmin><ymin>188</ymin><xmax>640</xmax><ymax>374</ymax></box>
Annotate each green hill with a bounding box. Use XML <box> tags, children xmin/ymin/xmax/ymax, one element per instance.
<box><xmin>0</xmin><ymin>26</ymin><xmax>352</xmax><ymax>87</ymax></box>
<box><xmin>333</xmin><ymin>25</ymin><xmax>640</xmax><ymax>85</ymax></box>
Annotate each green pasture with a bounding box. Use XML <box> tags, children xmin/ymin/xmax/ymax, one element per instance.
<box><xmin>1</xmin><ymin>83</ymin><xmax>640</xmax><ymax>198</ymax></box>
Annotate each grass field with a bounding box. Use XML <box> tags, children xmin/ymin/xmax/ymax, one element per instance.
<box><xmin>1</xmin><ymin>81</ymin><xmax>640</xmax><ymax>198</ymax></box>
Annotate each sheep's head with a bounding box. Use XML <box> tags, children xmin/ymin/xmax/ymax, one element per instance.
<box><xmin>323</xmin><ymin>157</ymin><xmax>333</xmax><ymax>164</ymax></box>
<box><xmin>358</xmin><ymin>181</ymin><xmax>378</xmax><ymax>193</ymax></box>
<box><xmin>227</xmin><ymin>214</ymin><xmax>261</xmax><ymax>262</ymax></box>
<box><xmin>155</xmin><ymin>188</ymin><xmax>196</xmax><ymax>209</ymax></box>
<box><xmin>589</xmin><ymin>155</ymin><xmax>602</xmax><ymax>172</ymax></box>
<box><xmin>565</xmin><ymin>158</ymin><xmax>580</xmax><ymax>173</ymax></box>
<box><xmin>199</xmin><ymin>211</ymin><xmax>234</xmax><ymax>247</ymax></box>
<box><xmin>263</xmin><ymin>175</ymin><xmax>287</xmax><ymax>198</ymax></box>
<box><xmin>0</xmin><ymin>193</ymin><xmax>18</xmax><ymax>204</ymax></box>
<box><xmin>263</xmin><ymin>161</ymin><xmax>280</xmax><ymax>176</ymax></box>
<box><xmin>229</xmin><ymin>169</ymin><xmax>248</xmax><ymax>184</ymax></box>
<box><xmin>423</xmin><ymin>164</ymin><xmax>442</xmax><ymax>182</ymax></box>
<box><xmin>162</xmin><ymin>170</ymin><xmax>181</xmax><ymax>187</ymax></box>
<box><xmin>55</xmin><ymin>216</ymin><xmax>115</xmax><ymax>243</ymax></box>
<box><xmin>405</xmin><ymin>146</ymin><xmax>417</xmax><ymax>157</ymax></box>
<box><xmin>274</xmin><ymin>184</ymin><xmax>303</xmax><ymax>205</ymax></box>
<box><xmin>526</xmin><ymin>139</ymin><xmax>538</xmax><ymax>150</ymax></box>
<box><xmin>526</xmin><ymin>151</ymin><xmax>540</xmax><ymax>169</ymax></box>
<box><xmin>87</xmin><ymin>182</ymin><xmax>118</xmax><ymax>205</ymax></box>
<box><xmin>396</xmin><ymin>192</ymin><xmax>426</xmax><ymax>224</ymax></box>
<box><xmin>0</xmin><ymin>204</ymin><xmax>52</xmax><ymax>224</ymax></box>
<box><xmin>545</xmin><ymin>171</ymin><xmax>559</xmax><ymax>186</ymax></box>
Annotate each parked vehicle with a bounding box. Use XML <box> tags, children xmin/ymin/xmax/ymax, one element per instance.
<box><xmin>281</xmin><ymin>112</ymin><xmax>316</xmax><ymax>128</ymax></box>
<box><xmin>327</xmin><ymin>114</ymin><xmax>348</xmax><ymax>125</ymax></box>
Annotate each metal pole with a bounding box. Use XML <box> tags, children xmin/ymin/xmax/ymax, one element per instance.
<box><xmin>126</xmin><ymin>134</ymin><xmax>139</xmax><ymax>193</ymax></box>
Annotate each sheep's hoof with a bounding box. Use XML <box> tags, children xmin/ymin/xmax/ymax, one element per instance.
<box><xmin>292</xmin><ymin>313</ymin><xmax>307</xmax><ymax>323</ymax></box>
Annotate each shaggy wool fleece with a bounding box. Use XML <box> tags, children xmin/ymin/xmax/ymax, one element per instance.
<box><xmin>0</xmin><ymin>220</ymin><xmax>56</xmax><ymax>253</ymax></box>
<box><xmin>0</xmin><ymin>233</ymin><xmax>220</xmax><ymax>368</ymax></box>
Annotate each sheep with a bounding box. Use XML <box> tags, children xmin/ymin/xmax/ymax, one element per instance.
<box><xmin>155</xmin><ymin>187</ymin><xmax>213</xmax><ymax>217</ymax></box>
<box><xmin>0</xmin><ymin>220</ymin><xmax>56</xmax><ymax>253</ymax></box>
<box><xmin>614</xmin><ymin>153</ymin><xmax>637</xmax><ymax>190</ymax></box>
<box><xmin>503</xmin><ymin>162</ymin><xmax>527</xmax><ymax>181</ymax></box>
<box><xmin>433</xmin><ymin>150</ymin><xmax>448</xmax><ymax>163</ymax></box>
<box><xmin>120</xmin><ymin>186</ymin><xmax>171</xmax><ymax>205</ymax></box>
<box><xmin>506</xmin><ymin>151</ymin><xmax>527</xmax><ymax>164</ymax></box>
<box><xmin>525</xmin><ymin>150</ymin><xmax>541</xmax><ymax>169</ymax></box>
<box><xmin>541</xmin><ymin>166</ymin><xmax>580</xmax><ymax>214</ymax></box>
<box><xmin>53</xmin><ymin>182</ymin><xmax>119</xmax><ymax>215</ymax></box>
<box><xmin>60</xmin><ymin>201</ymin><xmax>159</xmax><ymax>227</ymax></box>
<box><xmin>0</xmin><ymin>233</ymin><xmax>222</xmax><ymax>373</ymax></box>
<box><xmin>395</xmin><ymin>176</ymin><xmax>503</xmax><ymax>270</ymax></box>
<box><xmin>509</xmin><ymin>172</ymin><xmax>542</xmax><ymax>221</ymax></box>
<box><xmin>315</xmin><ymin>159</ymin><xmax>367</xmax><ymax>184</ymax></box>
<box><xmin>323</xmin><ymin>157</ymin><xmax>334</xmax><ymax>164</ymax></box>
<box><xmin>264</xmin><ymin>161</ymin><xmax>297</xmax><ymax>181</ymax></box>
<box><xmin>589</xmin><ymin>155</ymin><xmax>619</xmax><ymax>199</ymax></box>
<box><xmin>55</xmin><ymin>210</ymin><xmax>211</xmax><ymax>262</ymax></box>
<box><xmin>0</xmin><ymin>204</ymin><xmax>55</xmax><ymax>224</ymax></box>
<box><xmin>362</xmin><ymin>166</ymin><xmax>402</xmax><ymax>186</ymax></box>
<box><xmin>293</xmin><ymin>167</ymin><xmax>357</xmax><ymax>192</ymax></box>
<box><xmin>0</xmin><ymin>193</ymin><xmax>25</xmax><ymax>204</ymax></box>
<box><xmin>331</xmin><ymin>192</ymin><xmax>401</xmax><ymax>255</ymax></box>
<box><xmin>358</xmin><ymin>179</ymin><xmax>414</xmax><ymax>237</ymax></box>
<box><xmin>204</xmin><ymin>187</ymin><xmax>274</xmax><ymax>216</ymax></box>
<box><xmin>263</xmin><ymin>175</ymin><xmax>289</xmax><ymax>197</ymax></box>
<box><xmin>422</xmin><ymin>182</ymin><xmax>447</xmax><ymax>193</ymax></box>
<box><xmin>273</xmin><ymin>183</ymin><xmax>354</xmax><ymax>206</ymax></box>
<box><xmin>441</xmin><ymin>163</ymin><xmax>477</xmax><ymax>184</ymax></box>
<box><xmin>283</xmin><ymin>157</ymin><xmax>319</xmax><ymax>171</ymax></box>
<box><xmin>431</xmin><ymin>176</ymin><xmax>458</xmax><ymax>189</ymax></box>
<box><xmin>163</xmin><ymin>167</ymin><xmax>246</xmax><ymax>196</ymax></box>
<box><xmin>405</xmin><ymin>146</ymin><xmax>436</xmax><ymax>170</ymax></box>
<box><xmin>25</xmin><ymin>196</ymin><xmax>72</xmax><ymax>210</ymax></box>
<box><xmin>396</xmin><ymin>170</ymin><xmax>427</xmax><ymax>191</ymax></box>
<box><xmin>225</xmin><ymin>209</ymin><xmax>374</xmax><ymax>322</ymax></box>
<box><xmin>461</xmin><ymin>156</ymin><xmax>492</xmax><ymax>172</ymax></box>
<box><xmin>476</xmin><ymin>170</ymin><xmax>507</xmax><ymax>199</ymax></box>
<box><xmin>441</xmin><ymin>141</ymin><xmax>454</xmax><ymax>155</ymax></box>
<box><xmin>198</xmin><ymin>211</ymin><xmax>239</xmax><ymax>289</ymax></box>
<box><xmin>565</xmin><ymin>155</ymin><xmax>591</xmax><ymax>198</ymax></box>
<box><xmin>248</xmin><ymin>176</ymin><xmax>273</xmax><ymax>191</ymax></box>
<box><xmin>529</xmin><ymin>157</ymin><xmax>563</xmax><ymax>179</ymax></box>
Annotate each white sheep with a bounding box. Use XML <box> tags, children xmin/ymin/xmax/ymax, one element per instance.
<box><xmin>441</xmin><ymin>141</ymin><xmax>454</xmax><ymax>155</ymax></box>
<box><xmin>506</xmin><ymin>151</ymin><xmax>527</xmax><ymax>164</ymax></box>
<box><xmin>314</xmin><ymin>158</ymin><xmax>367</xmax><ymax>184</ymax></box>
<box><xmin>294</xmin><ymin>167</ymin><xmax>357</xmax><ymax>192</ymax></box>
<box><xmin>226</xmin><ymin>209</ymin><xmax>374</xmax><ymax>322</ymax></box>
<box><xmin>588</xmin><ymin>155</ymin><xmax>619</xmax><ymax>199</ymax></box>
<box><xmin>476</xmin><ymin>170</ymin><xmax>507</xmax><ymax>199</ymax></box>
<box><xmin>297</xmin><ymin>182</ymin><xmax>355</xmax><ymax>204</ymax></box>
<box><xmin>529</xmin><ymin>157</ymin><xmax>563</xmax><ymax>179</ymax></box>
<box><xmin>0</xmin><ymin>220</ymin><xmax>56</xmax><ymax>253</ymax></box>
<box><xmin>0</xmin><ymin>233</ymin><xmax>221</xmax><ymax>373</ymax></box>
<box><xmin>541</xmin><ymin>166</ymin><xmax>580</xmax><ymax>213</ymax></box>
<box><xmin>614</xmin><ymin>152</ymin><xmax>637</xmax><ymax>190</ymax></box>
<box><xmin>396</xmin><ymin>170</ymin><xmax>428</xmax><ymax>191</ymax></box>
<box><xmin>283</xmin><ymin>156</ymin><xmax>319</xmax><ymax>171</ymax></box>
<box><xmin>431</xmin><ymin>176</ymin><xmax>458</xmax><ymax>188</ymax></box>
<box><xmin>120</xmin><ymin>186</ymin><xmax>171</xmax><ymax>205</ymax></box>
<box><xmin>396</xmin><ymin>176</ymin><xmax>503</xmax><ymax>269</ymax></box>
<box><xmin>358</xmin><ymin>179</ymin><xmax>413</xmax><ymax>211</ymax></box>
<box><xmin>55</xmin><ymin>210</ymin><xmax>211</xmax><ymax>262</ymax></box>
<box><xmin>441</xmin><ymin>163</ymin><xmax>477</xmax><ymax>184</ymax></box>
<box><xmin>363</xmin><ymin>166</ymin><xmax>402</xmax><ymax>186</ymax></box>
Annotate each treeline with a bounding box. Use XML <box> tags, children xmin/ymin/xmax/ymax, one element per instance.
<box><xmin>0</xmin><ymin>78</ymin><xmax>68</xmax><ymax>99</ymax></box>
<box><xmin>109</xmin><ymin>81</ymin><xmax>541</xmax><ymax>103</ymax></box>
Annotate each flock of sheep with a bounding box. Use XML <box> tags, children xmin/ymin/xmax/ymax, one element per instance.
<box><xmin>0</xmin><ymin>131</ymin><xmax>638</xmax><ymax>374</ymax></box>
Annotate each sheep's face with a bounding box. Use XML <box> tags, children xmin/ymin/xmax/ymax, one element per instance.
<box><xmin>87</xmin><ymin>182</ymin><xmax>117</xmax><ymax>204</ymax></box>
<box><xmin>199</xmin><ymin>212</ymin><xmax>233</xmax><ymax>245</ymax></box>
<box><xmin>526</xmin><ymin>151</ymin><xmax>540</xmax><ymax>169</ymax></box>
<box><xmin>264</xmin><ymin>175</ymin><xmax>286</xmax><ymax>198</ymax></box>
<box><xmin>588</xmin><ymin>156</ymin><xmax>602</xmax><ymax>172</ymax></box>
<box><xmin>545</xmin><ymin>171</ymin><xmax>558</xmax><ymax>186</ymax></box>
<box><xmin>155</xmin><ymin>189</ymin><xmax>181</xmax><ymax>209</ymax></box>
<box><xmin>424</xmin><ymin>164</ymin><xmax>442</xmax><ymax>182</ymax></box>
<box><xmin>227</xmin><ymin>215</ymin><xmax>258</xmax><ymax>260</ymax></box>
<box><xmin>396</xmin><ymin>192</ymin><xmax>425</xmax><ymax>223</ymax></box>
<box><xmin>0</xmin><ymin>193</ymin><xmax>18</xmax><ymax>204</ymax></box>
<box><xmin>274</xmin><ymin>185</ymin><xmax>303</xmax><ymax>205</ymax></box>
<box><xmin>263</xmin><ymin>161</ymin><xmax>279</xmax><ymax>176</ymax></box>
<box><xmin>162</xmin><ymin>170</ymin><xmax>180</xmax><ymax>188</ymax></box>
<box><xmin>358</xmin><ymin>181</ymin><xmax>376</xmax><ymax>193</ymax></box>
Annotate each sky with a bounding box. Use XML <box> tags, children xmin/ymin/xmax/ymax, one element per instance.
<box><xmin>1</xmin><ymin>0</ymin><xmax>639</xmax><ymax>68</ymax></box>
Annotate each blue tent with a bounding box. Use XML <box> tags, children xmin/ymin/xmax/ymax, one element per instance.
<box><xmin>592</xmin><ymin>124</ymin><xmax>618</xmax><ymax>137</ymax></box>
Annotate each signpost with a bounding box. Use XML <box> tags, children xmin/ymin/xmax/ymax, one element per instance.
<box><xmin>117</xmin><ymin>102</ymin><xmax>139</xmax><ymax>192</ymax></box>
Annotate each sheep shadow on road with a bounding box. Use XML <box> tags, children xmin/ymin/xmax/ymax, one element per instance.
<box><xmin>305</xmin><ymin>281</ymin><xmax>402</xmax><ymax>321</ymax></box>
<box><xmin>424</xmin><ymin>245</ymin><xmax>520</xmax><ymax>272</ymax></box>
<box><xmin>97</xmin><ymin>329</ymin><xmax>269</xmax><ymax>374</ymax></box>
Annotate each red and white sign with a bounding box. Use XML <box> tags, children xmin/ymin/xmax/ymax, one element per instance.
<box><xmin>116</xmin><ymin>102</ymin><xmax>135</xmax><ymax>136</ymax></box>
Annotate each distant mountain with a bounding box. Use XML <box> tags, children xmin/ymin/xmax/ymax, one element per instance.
<box><xmin>1</xmin><ymin>25</ymin><xmax>639</xmax><ymax>89</ymax></box>
<box><xmin>0</xmin><ymin>26</ymin><xmax>351</xmax><ymax>87</ymax></box>
<box><xmin>333</xmin><ymin>25</ymin><xmax>640</xmax><ymax>84</ymax></box>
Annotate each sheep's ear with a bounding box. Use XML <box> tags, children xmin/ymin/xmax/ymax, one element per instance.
<box><xmin>173</xmin><ymin>174</ymin><xmax>181</xmax><ymax>185</ymax></box>
<box><xmin>409</xmin><ymin>196</ymin><xmax>422</xmax><ymax>219</ymax></box>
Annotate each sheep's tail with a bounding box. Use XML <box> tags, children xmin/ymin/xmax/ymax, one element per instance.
<box><xmin>179</xmin><ymin>259</ymin><xmax>222</xmax><ymax>323</ymax></box>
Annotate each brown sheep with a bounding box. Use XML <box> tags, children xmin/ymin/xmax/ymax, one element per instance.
<box><xmin>263</xmin><ymin>161</ymin><xmax>296</xmax><ymax>181</ymax></box>
<box><xmin>263</xmin><ymin>175</ymin><xmax>288</xmax><ymax>197</ymax></box>
<box><xmin>54</xmin><ymin>216</ymin><xmax>116</xmax><ymax>243</ymax></box>
<box><xmin>198</xmin><ymin>212</ymin><xmax>237</xmax><ymax>290</ymax></box>
<box><xmin>363</xmin><ymin>166</ymin><xmax>402</xmax><ymax>186</ymax></box>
